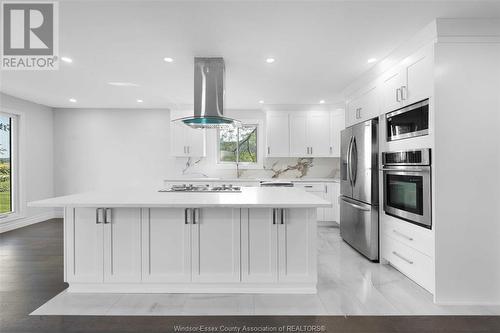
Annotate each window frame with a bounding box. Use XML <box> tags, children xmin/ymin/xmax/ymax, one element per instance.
<box><xmin>0</xmin><ymin>109</ymin><xmax>22</xmax><ymax>222</ymax></box>
<box><xmin>215</xmin><ymin>120</ymin><xmax>263</xmax><ymax>169</ymax></box>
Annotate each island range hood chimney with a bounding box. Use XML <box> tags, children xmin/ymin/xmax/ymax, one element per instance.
<box><xmin>172</xmin><ymin>57</ymin><xmax>241</xmax><ymax>129</ymax></box>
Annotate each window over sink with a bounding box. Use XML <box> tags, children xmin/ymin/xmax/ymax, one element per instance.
<box><xmin>217</xmin><ymin>124</ymin><xmax>258</xmax><ymax>165</ymax></box>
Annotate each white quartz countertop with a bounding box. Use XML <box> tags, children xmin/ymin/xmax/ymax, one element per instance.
<box><xmin>28</xmin><ymin>187</ymin><xmax>331</xmax><ymax>208</ymax></box>
<box><xmin>165</xmin><ymin>177</ymin><xmax>339</xmax><ymax>183</ymax></box>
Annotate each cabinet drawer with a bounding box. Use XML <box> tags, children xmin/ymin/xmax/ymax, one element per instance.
<box><xmin>294</xmin><ymin>183</ymin><xmax>325</xmax><ymax>192</ymax></box>
<box><xmin>381</xmin><ymin>234</ymin><xmax>434</xmax><ymax>293</ymax></box>
<box><xmin>382</xmin><ymin>214</ymin><xmax>434</xmax><ymax>257</ymax></box>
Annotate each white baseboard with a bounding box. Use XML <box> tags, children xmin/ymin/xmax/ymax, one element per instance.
<box><xmin>67</xmin><ymin>283</ymin><xmax>317</xmax><ymax>294</ymax></box>
<box><xmin>0</xmin><ymin>211</ymin><xmax>62</xmax><ymax>233</ymax></box>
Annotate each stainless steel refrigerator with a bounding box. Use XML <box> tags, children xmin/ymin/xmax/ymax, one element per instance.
<box><xmin>340</xmin><ymin>118</ymin><xmax>379</xmax><ymax>261</ymax></box>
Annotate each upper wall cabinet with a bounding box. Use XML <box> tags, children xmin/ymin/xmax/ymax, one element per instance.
<box><xmin>346</xmin><ymin>83</ymin><xmax>379</xmax><ymax>127</ymax></box>
<box><xmin>330</xmin><ymin>110</ymin><xmax>345</xmax><ymax>157</ymax></box>
<box><xmin>290</xmin><ymin>111</ymin><xmax>332</xmax><ymax>157</ymax></box>
<box><xmin>380</xmin><ymin>47</ymin><xmax>433</xmax><ymax>114</ymax></box>
<box><xmin>266</xmin><ymin>112</ymin><xmax>290</xmax><ymax>157</ymax></box>
<box><xmin>170</xmin><ymin>111</ymin><xmax>206</xmax><ymax>157</ymax></box>
<box><xmin>266</xmin><ymin>110</ymin><xmax>344</xmax><ymax>158</ymax></box>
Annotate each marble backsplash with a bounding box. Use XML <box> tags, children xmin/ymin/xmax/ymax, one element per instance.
<box><xmin>174</xmin><ymin>157</ymin><xmax>340</xmax><ymax>180</ymax></box>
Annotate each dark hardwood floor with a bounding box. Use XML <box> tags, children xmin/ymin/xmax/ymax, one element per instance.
<box><xmin>0</xmin><ymin>219</ymin><xmax>499</xmax><ymax>333</ymax></box>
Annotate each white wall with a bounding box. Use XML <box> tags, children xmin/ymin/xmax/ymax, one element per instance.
<box><xmin>53</xmin><ymin>108</ymin><xmax>176</xmax><ymax>194</ymax></box>
<box><xmin>434</xmin><ymin>42</ymin><xmax>500</xmax><ymax>304</ymax></box>
<box><xmin>0</xmin><ymin>92</ymin><xmax>55</xmax><ymax>233</ymax></box>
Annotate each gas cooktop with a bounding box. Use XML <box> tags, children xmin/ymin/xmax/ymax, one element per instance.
<box><xmin>159</xmin><ymin>184</ymin><xmax>242</xmax><ymax>193</ymax></box>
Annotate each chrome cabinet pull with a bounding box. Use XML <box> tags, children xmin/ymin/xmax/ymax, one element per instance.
<box><xmin>396</xmin><ymin>88</ymin><xmax>401</xmax><ymax>102</ymax></box>
<box><xmin>329</xmin><ymin>146</ymin><xmax>333</xmax><ymax>154</ymax></box>
<box><xmin>401</xmin><ymin>86</ymin><xmax>407</xmax><ymax>100</ymax></box>
<box><xmin>96</xmin><ymin>208</ymin><xmax>104</xmax><ymax>224</ymax></box>
<box><xmin>192</xmin><ymin>208</ymin><xmax>200</xmax><ymax>224</ymax></box>
<box><xmin>188</xmin><ymin>146</ymin><xmax>191</xmax><ymax>154</ymax></box>
<box><xmin>393</xmin><ymin>229</ymin><xmax>413</xmax><ymax>241</ymax></box>
<box><xmin>392</xmin><ymin>251</ymin><xmax>413</xmax><ymax>264</ymax></box>
<box><xmin>272</xmin><ymin>208</ymin><xmax>277</xmax><ymax>225</ymax></box>
<box><xmin>267</xmin><ymin>147</ymin><xmax>270</xmax><ymax>155</ymax></box>
<box><xmin>304</xmin><ymin>185</ymin><xmax>313</xmax><ymax>188</ymax></box>
<box><xmin>280</xmin><ymin>209</ymin><xmax>285</xmax><ymax>225</ymax></box>
<box><xmin>184</xmin><ymin>208</ymin><xmax>191</xmax><ymax>224</ymax></box>
<box><xmin>310</xmin><ymin>147</ymin><xmax>313</xmax><ymax>155</ymax></box>
<box><xmin>104</xmin><ymin>208</ymin><xmax>112</xmax><ymax>224</ymax></box>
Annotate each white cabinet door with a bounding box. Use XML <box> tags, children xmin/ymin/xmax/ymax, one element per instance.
<box><xmin>381</xmin><ymin>68</ymin><xmax>404</xmax><ymax>113</ymax></box>
<box><xmin>191</xmin><ymin>208</ymin><xmax>241</xmax><ymax>282</ymax></box>
<box><xmin>278</xmin><ymin>208</ymin><xmax>316</xmax><ymax>283</ymax></box>
<box><xmin>404</xmin><ymin>51</ymin><xmax>433</xmax><ymax>105</ymax></box>
<box><xmin>66</xmin><ymin>208</ymin><xmax>104</xmax><ymax>283</ymax></box>
<box><xmin>103</xmin><ymin>208</ymin><xmax>142</xmax><ymax>283</ymax></box>
<box><xmin>142</xmin><ymin>208</ymin><xmax>191</xmax><ymax>283</ymax></box>
<box><xmin>241</xmin><ymin>208</ymin><xmax>278</xmax><ymax>283</ymax></box>
<box><xmin>357</xmin><ymin>85</ymin><xmax>379</xmax><ymax>121</ymax></box>
<box><xmin>307</xmin><ymin>112</ymin><xmax>331</xmax><ymax>157</ymax></box>
<box><xmin>327</xmin><ymin>182</ymin><xmax>340</xmax><ymax>223</ymax></box>
<box><xmin>345</xmin><ymin>100</ymin><xmax>358</xmax><ymax>128</ymax></box>
<box><xmin>170</xmin><ymin>112</ymin><xmax>206</xmax><ymax>157</ymax></box>
<box><xmin>322</xmin><ymin>183</ymin><xmax>334</xmax><ymax>222</ymax></box>
<box><xmin>266</xmin><ymin>112</ymin><xmax>290</xmax><ymax>157</ymax></box>
<box><xmin>289</xmin><ymin>112</ymin><xmax>309</xmax><ymax>157</ymax></box>
<box><xmin>330</xmin><ymin>110</ymin><xmax>345</xmax><ymax>157</ymax></box>
<box><xmin>187</xmin><ymin>128</ymin><xmax>206</xmax><ymax>157</ymax></box>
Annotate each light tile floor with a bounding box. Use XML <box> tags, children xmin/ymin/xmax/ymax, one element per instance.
<box><xmin>31</xmin><ymin>226</ymin><xmax>500</xmax><ymax>316</ymax></box>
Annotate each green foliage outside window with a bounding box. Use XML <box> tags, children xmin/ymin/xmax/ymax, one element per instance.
<box><xmin>219</xmin><ymin>125</ymin><xmax>258</xmax><ymax>164</ymax></box>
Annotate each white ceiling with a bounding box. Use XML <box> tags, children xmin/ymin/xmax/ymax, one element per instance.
<box><xmin>1</xmin><ymin>1</ymin><xmax>500</xmax><ymax>109</ymax></box>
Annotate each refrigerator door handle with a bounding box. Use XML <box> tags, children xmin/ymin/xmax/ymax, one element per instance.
<box><xmin>350</xmin><ymin>136</ymin><xmax>358</xmax><ymax>186</ymax></box>
<box><xmin>347</xmin><ymin>136</ymin><xmax>353</xmax><ymax>186</ymax></box>
<box><xmin>339</xmin><ymin>196</ymin><xmax>371</xmax><ymax>211</ymax></box>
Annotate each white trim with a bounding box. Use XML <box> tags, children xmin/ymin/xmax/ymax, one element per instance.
<box><xmin>67</xmin><ymin>282</ymin><xmax>317</xmax><ymax>294</ymax></box>
<box><xmin>0</xmin><ymin>107</ymin><xmax>26</xmax><ymax>224</ymax></box>
<box><xmin>0</xmin><ymin>210</ymin><xmax>59</xmax><ymax>233</ymax></box>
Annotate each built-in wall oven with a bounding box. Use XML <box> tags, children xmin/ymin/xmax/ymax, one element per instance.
<box><xmin>382</xmin><ymin>149</ymin><xmax>432</xmax><ymax>229</ymax></box>
<box><xmin>386</xmin><ymin>99</ymin><xmax>429</xmax><ymax>141</ymax></box>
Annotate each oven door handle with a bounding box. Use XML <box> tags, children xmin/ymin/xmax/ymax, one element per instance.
<box><xmin>382</xmin><ymin>168</ymin><xmax>426</xmax><ymax>172</ymax></box>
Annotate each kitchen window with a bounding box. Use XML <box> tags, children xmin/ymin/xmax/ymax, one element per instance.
<box><xmin>0</xmin><ymin>112</ymin><xmax>16</xmax><ymax>216</ymax></box>
<box><xmin>217</xmin><ymin>124</ymin><xmax>258</xmax><ymax>165</ymax></box>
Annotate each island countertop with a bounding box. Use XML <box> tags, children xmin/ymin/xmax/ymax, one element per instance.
<box><xmin>28</xmin><ymin>187</ymin><xmax>331</xmax><ymax>208</ymax></box>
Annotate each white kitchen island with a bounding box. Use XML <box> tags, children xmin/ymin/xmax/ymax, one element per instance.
<box><xmin>29</xmin><ymin>187</ymin><xmax>329</xmax><ymax>294</ymax></box>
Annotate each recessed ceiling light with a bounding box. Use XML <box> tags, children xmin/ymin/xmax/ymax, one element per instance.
<box><xmin>163</xmin><ymin>57</ymin><xmax>174</xmax><ymax>63</ymax></box>
<box><xmin>61</xmin><ymin>56</ymin><xmax>73</xmax><ymax>63</ymax></box>
<box><xmin>108</xmin><ymin>82</ymin><xmax>139</xmax><ymax>87</ymax></box>
<box><xmin>319</xmin><ymin>100</ymin><xmax>325</xmax><ymax>104</ymax></box>
<box><xmin>69</xmin><ymin>98</ymin><xmax>77</xmax><ymax>103</ymax></box>
<box><xmin>136</xmin><ymin>99</ymin><xmax>143</xmax><ymax>103</ymax></box>
<box><xmin>259</xmin><ymin>100</ymin><xmax>264</xmax><ymax>104</ymax></box>
<box><xmin>367</xmin><ymin>58</ymin><xmax>377</xmax><ymax>64</ymax></box>
<box><xmin>265</xmin><ymin>58</ymin><xmax>275</xmax><ymax>64</ymax></box>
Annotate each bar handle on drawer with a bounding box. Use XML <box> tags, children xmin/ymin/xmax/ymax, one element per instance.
<box><xmin>280</xmin><ymin>209</ymin><xmax>285</xmax><ymax>225</ymax></box>
<box><xmin>104</xmin><ymin>208</ymin><xmax>112</xmax><ymax>224</ymax></box>
<box><xmin>272</xmin><ymin>208</ymin><xmax>277</xmax><ymax>225</ymax></box>
<box><xmin>96</xmin><ymin>208</ymin><xmax>104</xmax><ymax>224</ymax></box>
<box><xmin>192</xmin><ymin>208</ymin><xmax>200</xmax><ymax>224</ymax></box>
<box><xmin>184</xmin><ymin>208</ymin><xmax>192</xmax><ymax>224</ymax></box>
<box><xmin>393</xmin><ymin>229</ymin><xmax>413</xmax><ymax>241</ymax></box>
<box><xmin>392</xmin><ymin>251</ymin><xmax>413</xmax><ymax>264</ymax></box>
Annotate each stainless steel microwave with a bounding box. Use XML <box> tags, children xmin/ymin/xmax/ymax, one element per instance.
<box><xmin>386</xmin><ymin>99</ymin><xmax>429</xmax><ymax>141</ymax></box>
<box><xmin>382</xmin><ymin>149</ymin><xmax>432</xmax><ymax>229</ymax></box>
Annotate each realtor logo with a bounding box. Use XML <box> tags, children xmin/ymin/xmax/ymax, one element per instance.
<box><xmin>1</xmin><ymin>1</ymin><xmax>59</xmax><ymax>70</ymax></box>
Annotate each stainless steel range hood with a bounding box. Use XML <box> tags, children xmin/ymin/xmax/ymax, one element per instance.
<box><xmin>172</xmin><ymin>57</ymin><xmax>240</xmax><ymax>129</ymax></box>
